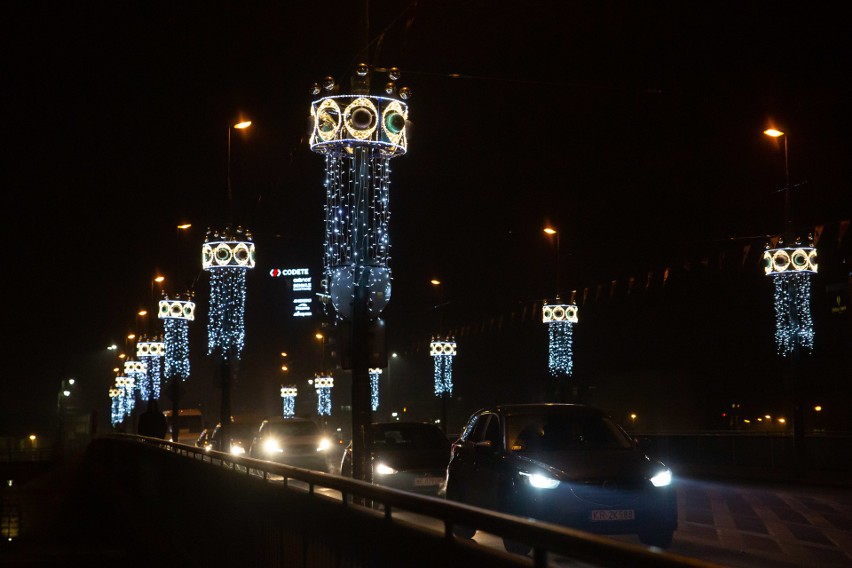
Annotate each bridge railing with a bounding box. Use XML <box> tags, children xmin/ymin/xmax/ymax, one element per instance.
<box><xmin>86</xmin><ymin>434</ymin><xmax>718</xmax><ymax>568</ymax></box>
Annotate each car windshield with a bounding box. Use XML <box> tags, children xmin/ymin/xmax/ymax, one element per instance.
<box><xmin>226</xmin><ymin>423</ymin><xmax>261</xmax><ymax>439</ymax></box>
<box><xmin>267</xmin><ymin>421</ymin><xmax>319</xmax><ymax>437</ymax></box>
<box><xmin>507</xmin><ymin>410</ymin><xmax>633</xmax><ymax>452</ymax></box>
<box><xmin>370</xmin><ymin>424</ymin><xmax>449</xmax><ymax>450</ymax></box>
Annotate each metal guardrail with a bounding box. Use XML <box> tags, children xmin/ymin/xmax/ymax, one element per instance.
<box><xmin>109</xmin><ymin>434</ymin><xmax>720</xmax><ymax>568</ymax></box>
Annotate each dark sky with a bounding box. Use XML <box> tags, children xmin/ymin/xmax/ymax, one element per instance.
<box><xmin>3</xmin><ymin>1</ymin><xmax>851</xmax><ymax>435</ymax></box>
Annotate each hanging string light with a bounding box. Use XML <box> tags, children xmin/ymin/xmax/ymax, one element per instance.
<box><xmin>158</xmin><ymin>292</ymin><xmax>195</xmax><ymax>381</ymax></box>
<box><xmin>280</xmin><ymin>385</ymin><xmax>297</xmax><ymax>417</ymax></box>
<box><xmin>109</xmin><ymin>387</ymin><xmax>122</xmax><ymax>427</ymax></box>
<box><xmin>314</xmin><ymin>375</ymin><xmax>334</xmax><ymax>417</ymax></box>
<box><xmin>202</xmin><ymin>226</ymin><xmax>255</xmax><ymax>360</ymax></box>
<box><xmin>136</xmin><ymin>335</ymin><xmax>164</xmax><ymax>400</ymax></box>
<box><xmin>542</xmin><ymin>300</ymin><xmax>578</xmax><ymax>377</ymax></box>
<box><xmin>763</xmin><ymin>236</ymin><xmax>817</xmax><ymax>356</ymax></box>
<box><xmin>369</xmin><ymin>367</ymin><xmax>382</xmax><ymax>411</ymax></box>
<box><xmin>430</xmin><ymin>338</ymin><xmax>457</xmax><ymax>396</ymax></box>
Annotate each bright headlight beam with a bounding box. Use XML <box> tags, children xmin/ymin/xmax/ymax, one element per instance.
<box><xmin>230</xmin><ymin>445</ymin><xmax>246</xmax><ymax>456</ymax></box>
<box><xmin>317</xmin><ymin>438</ymin><xmax>331</xmax><ymax>452</ymax></box>
<box><xmin>374</xmin><ymin>463</ymin><xmax>397</xmax><ymax>475</ymax></box>
<box><xmin>519</xmin><ymin>471</ymin><xmax>560</xmax><ymax>489</ymax></box>
<box><xmin>263</xmin><ymin>438</ymin><xmax>283</xmax><ymax>453</ymax></box>
<box><xmin>650</xmin><ymin>469</ymin><xmax>672</xmax><ymax>487</ymax></box>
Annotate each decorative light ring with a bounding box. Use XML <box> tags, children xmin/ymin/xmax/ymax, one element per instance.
<box><xmin>280</xmin><ymin>386</ymin><xmax>298</xmax><ymax>397</ymax></box>
<box><xmin>368</xmin><ymin>368</ymin><xmax>383</xmax><ymax>375</ymax></box>
<box><xmin>430</xmin><ymin>340</ymin><xmax>457</xmax><ymax>356</ymax></box>
<box><xmin>315</xmin><ymin>98</ymin><xmax>342</xmax><ymax>142</ymax></box>
<box><xmin>124</xmin><ymin>360</ymin><xmax>146</xmax><ymax>374</ymax></box>
<box><xmin>765</xmin><ymin>247</ymin><xmax>817</xmax><ymax>275</ymax></box>
<box><xmin>115</xmin><ymin>376</ymin><xmax>134</xmax><ymax>388</ymax></box>
<box><xmin>158</xmin><ymin>299</ymin><xmax>196</xmax><ymax>321</ymax></box>
<box><xmin>343</xmin><ymin>97</ymin><xmax>379</xmax><ymax>140</ymax></box>
<box><xmin>381</xmin><ymin>100</ymin><xmax>407</xmax><ymax>145</ymax></box>
<box><xmin>203</xmin><ymin>241</ymin><xmax>257</xmax><ymax>269</ymax></box>
<box><xmin>772</xmin><ymin>249</ymin><xmax>791</xmax><ymax>272</ymax></box>
<box><xmin>202</xmin><ymin>243</ymin><xmax>213</xmax><ymax>268</ymax></box>
<box><xmin>315</xmin><ymin>377</ymin><xmax>334</xmax><ymax>389</ymax></box>
<box><xmin>542</xmin><ymin>303</ymin><xmax>579</xmax><ymax>323</ymax></box>
<box><xmin>109</xmin><ymin>388</ymin><xmax>119</xmax><ymax>398</ymax></box>
<box><xmin>137</xmin><ymin>342</ymin><xmax>165</xmax><ymax>357</ymax></box>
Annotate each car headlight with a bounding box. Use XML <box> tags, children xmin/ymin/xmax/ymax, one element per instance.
<box><xmin>650</xmin><ymin>469</ymin><xmax>672</xmax><ymax>487</ymax></box>
<box><xmin>374</xmin><ymin>463</ymin><xmax>397</xmax><ymax>475</ymax></box>
<box><xmin>317</xmin><ymin>438</ymin><xmax>332</xmax><ymax>452</ymax></box>
<box><xmin>230</xmin><ymin>445</ymin><xmax>246</xmax><ymax>456</ymax></box>
<box><xmin>263</xmin><ymin>438</ymin><xmax>283</xmax><ymax>453</ymax></box>
<box><xmin>519</xmin><ymin>471</ymin><xmax>560</xmax><ymax>489</ymax></box>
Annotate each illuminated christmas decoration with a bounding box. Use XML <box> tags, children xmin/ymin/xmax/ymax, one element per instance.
<box><xmin>124</xmin><ymin>359</ymin><xmax>148</xmax><ymax>403</ymax></box>
<box><xmin>542</xmin><ymin>299</ymin><xmax>578</xmax><ymax>377</ymax></box>
<box><xmin>280</xmin><ymin>385</ymin><xmax>297</xmax><ymax>417</ymax></box>
<box><xmin>309</xmin><ymin>70</ymin><xmax>410</xmax><ymax>322</ymax></box>
<box><xmin>113</xmin><ymin>375</ymin><xmax>136</xmax><ymax>422</ymax></box>
<box><xmin>763</xmin><ymin>236</ymin><xmax>817</xmax><ymax>356</ymax></box>
<box><xmin>158</xmin><ymin>292</ymin><xmax>195</xmax><ymax>381</ymax></box>
<box><xmin>203</xmin><ymin>226</ymin><xmax>255</xmax><ymax>360</ymax></box>
<box><xmin>314</xmin><ymin>375</ymin><xmax>334</xmax><ymax>417</ymax></box>
<box><xmin>109</xmin><ymin>387</ymin><xmax>122</xmax><ymax>427</ymax></box>
<box><xmin>136</xmin><ymin>336</ymin><xmax>164</xmax><ymax>400</ymax></box>
<box><xmin>430</xmin><ymin>338</ymin><xmax>457</xmax><ymax>396</ymax></box>
<box><xmin>369</xmin><ymin>367</ymin><xmax>382</xmax><ymax>411</ymax></box>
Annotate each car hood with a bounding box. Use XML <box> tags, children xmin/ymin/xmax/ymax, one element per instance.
<box><xmin>513</xmin><ymin>449</ymin><xmax>663</xmax><ymax>481</ymax></box>
<box><xmin>373</xmin><ymin>447</ymin><xmax>451</xmax><ymax>471</ymax></box>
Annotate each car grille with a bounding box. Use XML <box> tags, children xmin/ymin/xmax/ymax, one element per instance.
<box><xmin>570</xmin><ymin>479</ymin><xmax>644</xmax><ymax>507</ymax></box>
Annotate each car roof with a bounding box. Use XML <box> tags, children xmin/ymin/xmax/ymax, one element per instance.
<box><xmin>477</xmin><ymin>403</ymin><xmax>606</xmax><ymax>416</ymax></box>
<box><xmin>264</xmin><ymin>415</ymin><xmax>315</xmax><ymax>422</ymax></box>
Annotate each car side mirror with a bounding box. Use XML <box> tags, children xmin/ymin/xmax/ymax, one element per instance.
<box><xmin>474</xmin><ymin>440</ymin><xmax>493</xmax><ymax>453</ymax></box>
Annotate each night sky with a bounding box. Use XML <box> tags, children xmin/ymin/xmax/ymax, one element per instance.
<box><xmin>4</xmin><ymin>2</ymin><xmax>851</xmax><ymax>436</ymax></box>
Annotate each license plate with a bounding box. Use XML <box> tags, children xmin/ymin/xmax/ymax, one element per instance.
<box><xmin>414</xmin><ymin>477</ymin><xmax>443</xmax><ymax>486</ymax></box>
<box><xmin>590</xmin><ymin>509</ymin><xmax>635</xmax><ymax>522</ymax></box>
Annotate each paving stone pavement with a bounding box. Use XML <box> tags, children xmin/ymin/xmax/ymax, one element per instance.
<box><xmin>669</xmin><ymin>477</ymin><xmax>852</xmax><ymax>567</ymax></box>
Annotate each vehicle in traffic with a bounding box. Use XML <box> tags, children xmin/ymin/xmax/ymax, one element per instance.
<box><xmin>163</xmin><ymin>408</ymin><xmax>205</xmax><ymax>446</ymax></box>
<box><xmin>248</xmin><ymin>416</ymin><xmax>332</xmax><ymax>472</ymax></box>
<box><xmin>207</xmin><ymin>413</ymin><xmax>264</xmax><ymax>456</ymax></box>
<box><xmin>340</xmin><ymin>422</ymin><xmax>451</xmax><ymax>496</ymax></box>
<box><xmin>446</xmin><ymin>403</ymin><xmax>677</xmax><ymax>553</ymax></box>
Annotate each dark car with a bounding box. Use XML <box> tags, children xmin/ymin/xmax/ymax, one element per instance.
<box><xmin>446</xmin><ymin>404</ymin><xmax>677</xmax><ymax>553</ymax></box>
<box><xmin>248</xmin><ymin>416</ymin><xmax>332</xmax><ymax>472</ymax></box>
<box><xmin>208</xmin><ymin>414</ymin><xmax>264</xmax><ymax>456</ymax></box>
<box><xmin>340</xmin><ymin>422</ymin><xmax>451</xmax><ymax>496</ymax></box>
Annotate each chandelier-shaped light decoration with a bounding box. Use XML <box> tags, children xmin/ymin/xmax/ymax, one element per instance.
<box><xmin>112</xmin><ymin>375</ymin><xmax>135</xmax><ymax>423</ymax></box>
<box><xmin>280</xmin><ymin>385</ymin><xmax>297</xmax><ymax>417</ymax></box>
<box><xmin>542</xmin><ymin>300</ymin><xmax>578</xmax><ymax>377</ymax></box>
<box><xmin>763</xmin><ymin>236</ymin><xmax>817</xmax><ymax>356</ymax></box>
<box><xmin>430</xmin><ymin>338</ymin><xmax>457</xmax><ymax>396</ymax></box>
<box><xmin>158</xmin><ymin>292</ymin><xmax>195</xmax><ymax>381</ymax></box>
<box><xmin>136</xmin><ymin>336</ymin><xmax>164</xmax><ymax>400</ymax></box>
<box><xmin>369</xmin><ymin>367</ymin><xmax>382</xmax><ymax>411</ymax></box>
<box><xmin>309</xmin><ymin>67</ymin><xmax>410</xmax><ymax>321</ymax></box>
<box><xmin>202</xmin><ymin>226</ymin><xmax>255</xmax><ymax>360</ymax></box>
<box><xmin>124</xmin><ymin>359</ymin><xmax>147</xmax><ymax>403</ymax></box>
<box><xmin>314</xmin><ymin>375</ymin><xmax>334</xmax><ymax>417</ymax></box>
<box><xmin>109</xmin><ymin>387</ymin><xmax>122</xmax><ymax>427</ymax></box>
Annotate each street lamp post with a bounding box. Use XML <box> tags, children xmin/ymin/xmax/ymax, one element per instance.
<box><xmin>544</xmin><ymin>227</ymin><xmax>560</xmax><ymax>299</ymax></box>
<box><xmin>56</xmin><ymin>378</ymin><xmax>75</xmax><ymax>460</ymax></box>
<box><xmin>762</xmin><ymin>127</ymin><xmax>815</xmax><ymax>477</ymax></box>
<box><xmin>227</xmin><ymin>120</ymin><xmax>252</xmax><ymax>226</ymax></box>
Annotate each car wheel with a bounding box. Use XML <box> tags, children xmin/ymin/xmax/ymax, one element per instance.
<box><xmin>502</xmin><ymin>537</ymin><xmax>532</xmax><ymax>556</ymax></box>
<box><xmin>638</xmin><ymin>526</ymin><xmax>674</xmax><ymax>549</ymax></box>
<box><xmin>446</xmin><ymin>482</ymin><xmax>477</xmax><ymax>539</ymax></box>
